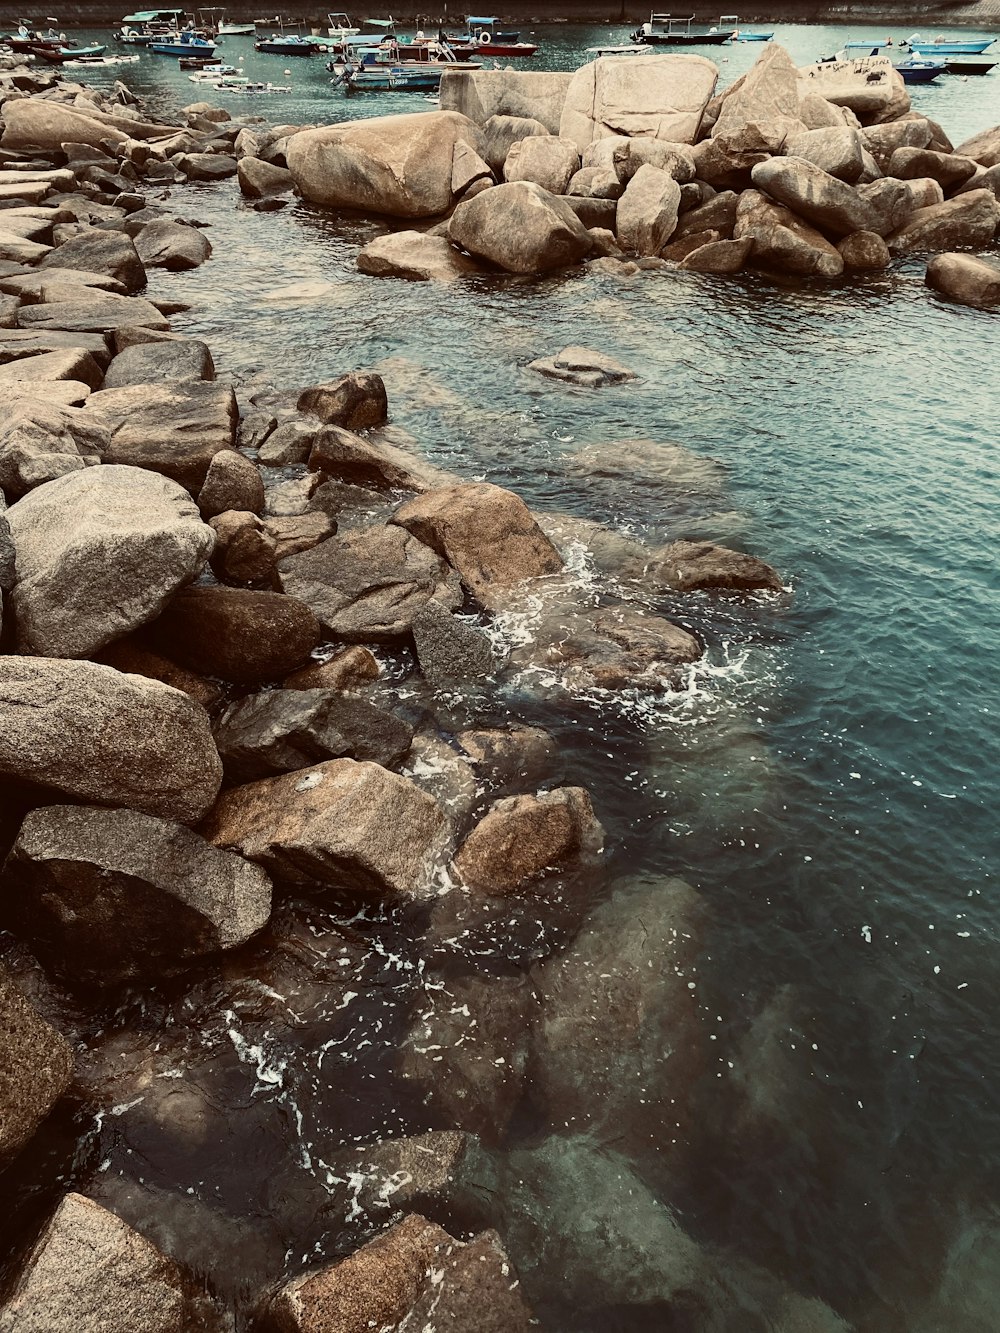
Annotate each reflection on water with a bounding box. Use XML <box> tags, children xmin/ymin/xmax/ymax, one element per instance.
<box><xmin>2</xmin><ymin>20</ymin><xmax>999</xmax><ymax>1332</ymax></box>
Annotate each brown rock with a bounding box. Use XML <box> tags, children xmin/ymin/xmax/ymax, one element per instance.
<box><xmin>734</xmin><ymin>188</ymin><xmax>844</xmax><ymax>277</ymax></box>
<box><xmin>678</xmin><ymin>236</ymin><xmax>753</xmax><ymax>273</ymax></box>
<box><xmin>392</xmin><ymin>482</ymin><xmax>563</xmax><ymax>611</ymax></box>
<box><xmin>0</xmin><ymin>970</ymin><xmax>73</xmax><ymax>1169</ymax></box>
<box><xmin>95</xmin><ymin>637</ymin><xmax>222</xmax><ymax>710</ymax></box>
<box><xmin>208</xmin><ymin>511</ymin><xmax>278</xmax><ymax>586</ymax></box>
<box><xmin>262</xmin><ymin>512</ymin><xmax>336</xmax><ymax>562</ymax></box>
<box><xmin>837</xmin><ymin>230</ymin><xmax>890</xmax><ymax>270</ymax></box>
<box><xmin>886</xmin><ymin>189</ymin><xmax>1000</xmax><ymax>255</ymax></box>
<box><xmin>887</xmin><ymin>146</ymin><xmax>978</xmax><ymax>190</ymax></box>
<box><xmin>297</xmin><ymin>372</ymin><xmax>388</xmax><ymax>430</ymax></box>
<box><xmin>197</xmin><ymin>450</ymin><xmax>265</xmax><ymax>519</ymax></box>
<box><xmin>625</xmin><ymin>539</ymin><xmax>783</xmax><ymax>592</ymax></box>
<box><xmin>925</xmin><ymin>252</ymin><xmax>1000</xmax><ymax>308</ymax></box>
<box><xmin>454</xmin><ymin>787</ymin><xmax>603</xmax><ymax>895</ymax></box>
<box><xmin>283</xmin><ymin>646</ymin><xmax>380</xmax><ymax>691</ymax></box>
<box><xmin>147</xmin><ymin>586</ymin><xmax>320</xmax><ymax>685</ymax></box>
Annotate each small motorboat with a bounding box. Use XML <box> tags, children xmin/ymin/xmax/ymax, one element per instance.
<box><xmin>723</xmin><ymin>15</ymin><xmax>772</xmax><ymax>40</ymax></box>
<box><xmin>326</xmin><ymin>10</ymin><xmax>360</xmax><ymax>37</ymax></box>
<box><xmin>17</xmin><ymin>40</ymin><xmax>109</xmax><ymax>63</ymax></box>
<box><xmin>894</xmin><ymin>54</ymin><xmax>946</xmax><ymax>82</ymax></box>
<box><xmin>150</xmin><ymin>31</ymin><xmax>218</xmax><ymax>55</ymax></box>
<box><xmin>908</xmin><ymin>34</ymin><xmax>996</xmax><ymax>55</ymax></box>
<box><xmin>630</xmin><ymin>13</ymin><xmax>737</xmax><ymax>46</ymax></box>
<box><xmin>444</xmin><ymin>16</ymin><xmax>537</xmax><ymax>57</ymax></box>
<box><xmin>63</xmin><ymin>51</ymin><xmax>140</xmax><ymax>66</ymax></box>
<box><xmin>338</xmin><ymin>61</ymin><xmax>444</xmax><ymax>90</ymax></box>
<box><xmin>944</xmin><ymin>57</ymin><xmax>997</xmax><ymax>73</ymax></box>
<box><xmin>114</xmin><ymin>8</ymin><xmax>187</xmax><ymax>41</ymax></box>
<box><xmin>255</xmin><ymin>32</ymin><xmax>318</xmax><ymax>53</ymax></box>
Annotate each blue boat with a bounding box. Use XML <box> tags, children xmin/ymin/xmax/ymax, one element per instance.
<box><xmin>149</xmin><ymin>32</ymin><xmax>218</xmax><ymax>55</ymax></box>
<box><xmin>337</xmin><ymin>59</ymin><xmax>444</xmax><ymax>90</ymax></box>
<box><xmin>908</xmin><ymin>36</ymin><xmax>995</xmax><ymax>54</ymax></box>
<box><xmin>894</xmin><ymin>55</ymin><xmax>946</xmax><ymax>82</ymax></box>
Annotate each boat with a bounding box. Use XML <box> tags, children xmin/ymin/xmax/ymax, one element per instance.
<box><xmin>893</xmin><ymin>54</ymin><xmax>946</xmax><ymax>82</ymax></box>
<box><xmin>12</xmin><ymin>40</ymin><xmax>109</xmax><ymax>62</ymax></box>
<box><xmin>907</xmin><ymin>34</ymin><xmax>996</xmax><ymax>54</ymax></box>
<box><xmin>326</xmin><ymin>11</ymin><xmax>360</xmax><ymax>36</ymax></box>
<box><xmin>196</xmin><ymin>8</ymin><xmax>256</xmax><ymax>34</ymax></box>
<box><xmin>944</xmin><ymin>57</ymin><xmax>996</xmax><ymax>73</ymax></box>
<box><xmin>327</xmin><ymin>38</ymin><xmax>479</xmax><ymax>70</ymax></box>
<box><xmin>64</xmin><ymin>51</ymin><xmax>140</xmax><ymax>66</ymax></box>
<box><xmin>218</xmin><ymin>19</ymin><xmax>254</xmax><ymax>34</ymax></box>
<box><xmin>179</xmin><ymin>52</ymin><xmax>223</xmax><ymax>65</ymax></box>
<box><xmin>338</xmin><ymin>60</ymin><xmax>444</xmax><ymax>90</ymax></box>
<box><xmin>150</xmin><ymin>31</ymin><xmax>218</xmax><ymax>54</ymax></box>
<box><xmin>444</xmin><ymin>16</ymin><xmax>537</xmax><ymax>58</ymax></box>
<box><xmin>254</xmin><ymin>32</ymin><xmax>318</xmax><ymax>53</ymax></box>
<box><xmin>722</xmin><ymin>14</ymin><xmax>772</xmax><ymax>41</ymax></box>
<box><xmin>630</xmin><ymin>13</ymin><xmax>737</xmax><ymax>46</ymax></box>
<box><xmin>114</xmin><ymin>8</ymin><xmax>187</xmax><ymax>41</ymax></box>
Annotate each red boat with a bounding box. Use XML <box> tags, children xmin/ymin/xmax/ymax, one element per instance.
<box><xmin>443</xmin><ymin>16</ymin><xmax>538</xmax><ymax>58</ymax></box>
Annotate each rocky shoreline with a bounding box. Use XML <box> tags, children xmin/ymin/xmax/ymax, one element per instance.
<box><xmin>0</xmin><ymin>39</ymin><xmax>995</xmax><ymax>1333</ymax></box>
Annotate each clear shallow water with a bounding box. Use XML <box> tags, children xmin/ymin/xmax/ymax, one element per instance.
<box><xmin>3</xmin><ymin>22</ymin><xmax>1000</xmax><ymax>1332</ymax></box>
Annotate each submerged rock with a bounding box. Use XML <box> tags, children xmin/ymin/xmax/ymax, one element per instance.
<box><xmin>4</xmin><ymin>805</ymin><xmax>272</xmax><ymax>987</ymax></box>
<box><xmin>0</xmin><ymin>656</ymin><xmax>221</xmax><ymax>824</ymax></box>
<box><xmin>5</xmin><ymin>465</ymin><xmax>214</xmax><ymax>658</ymax></box>
<box><xmin>0</xmin><ymin>969</ymin><xmax>73</xmax><ymax>1170</ymax></box>
<box><xmin>622</xmin><ymin>539</ymin><xmax>783</xmax><ymax>593</ymax></box>
<box><xmin>925</xmin><ymin>252</ymin><xmax>1000</xmax><ymax>308</ymax></box>
<box><xmin>526</xmin><ymin>344</ymin><xmax>637</xmax><ymax>388</ymax></box>
<box><xmin>357</xmin><ymin>231</ymin><xmax>481</xmax><ymax>283</ymax></box>
<box><xmin>204</xmin><ymin>758</ymin><xmax>446</xmax><ymax>902</ymax></box>
<box><xmin>454</xmin><ymin>787</ymin><xmax>604</xmax><ymax>895</ymax></box>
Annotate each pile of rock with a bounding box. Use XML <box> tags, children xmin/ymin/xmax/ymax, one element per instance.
<box><xmin>0</xmin><ymin>52</ymin><xmax>793</xmax><ymax>1333</ymax></box>
<box><xmin>280</xmin><ymin>46</ymin><xmax>1000</xmax><ymax>306</ymax></box>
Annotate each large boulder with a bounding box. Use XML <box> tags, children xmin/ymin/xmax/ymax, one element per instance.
<box><xmin>4</xmin><ymin>805</ymin><xmax>272</xmax><ymax>987</ymax></box>
<box><xmin>263</xmin><ymin>1213</ymin><xmax>533</xmax><ymax>1333</ymax></box>
<box><xmin>297</xmin><ymin>371</ymin><xmax>387</xmax><ymax>430</ymax></box>
<box><xmin>713</xmin><ymin>43</ymin><xmax>801</xmax><ymax>138</ymax></box>
<box><xmin>392</xmin><ymin>482</ymin><xmax>563</xmax><ymax>611</ymax></box>
<box><xmin>16</xmin><ymin>293</ymin><xmax>168</xmax><ymax>335</ymax></box>
<box><xmin>734</xmin><ymin>188</ymin><xmax>845</xmax><ymax>276</ymax></box>
<box><xmin>0</xmin><ymin>100</ymin><xmax>132</xmax><ymax>151</ymax></box>
<box><xmin>213</xmin><ymin>687</ymin><xmax>413</xmax><ymax>781</ymax></box>
<box><xmin>102</xmin><ymin>339</ymin><xmax>216</xmax><ymax>389</ymax></box>
<box><xmin>750</xmin><ymin>157</ymin><xmax>880</xmax><ymax>237</ymax></box>
<box><xmin>439</xmin><ymin>67</ymin><xmax>573</xmax><ymax>135</ymax></box>
<box><xmin>286</xmin><ymin>111</ymin><xmax>485</xmax><ymax>218</ymax></box>
<box><xmin>560</xmin><ymin>54</ymin><xmax>718</xmax><ymax>152</ymax></box>
<box><xmin>954</xmin><ymin>123</ymin><xmax>1000</xmax><ymax>168</ymax></box>
<box><xmin>197</xmin><ymin>449</ymin><xmax>263</xmax><ymax>517</ymax></box>
<box><xmin>886</xmin><ymin>190</ymin><xmax>1000</xmax><ymax>255</ymax></box>
<box><xmin>203</xmin><ymin>758</ymin><xmax>446</xmax><ymax>902</ymax></box>
<box><xmin>504</xmin><ymin>135</ymin><xmax>580</xmax><ymax>194</ymax></box>
<box><xmin>448</xmin><ymin>180</ymin><xmax>593</xmax><ymax>274</ymax></box>
<box><xmin>480</xmin><ymin>113</ymin><xmax>550</xmax><ymax>175</ymax></box>
<box><xmin>0</xmin><ymin>397</ymin><xmax>107</xmax><ymax>499</ymax></box>
<box><xmin>796</xmin><ymin>54</ymin><xmax>909</xmax><ymax>124</ymax></box>
<box><xmin>925</xmin><ymin>252</ymin><xmax>1000</xmax><ymax>308</ymax></box>
<box><xmin>357</xmin><ymin>231</ymin><xmax>481</xmax><ymax>282</ymax></box>
<box><xmin>278</xmin><ymin>524</ymin><xmax>461</xmax><ymax>640</ymax></box>
<box><xmin>5</xmin><ymin>465</ymin><xmax>214</xmax><ymax>659</ymax></box>
<box><xmin>146</xmin><ymin>585</ymin><xmax>320</xmax><ymax>686</ymax></box>
<box><xmin>40</xmin><ymin>230</ymin><xmax>146</xmax><ymax>295</ymax></box>
<box><xmin>84</xmin><ymin>382</ymin><xmax>238</xmax><ymax>492</ymax></box>
<box><xmin>453</xmin><ymin>787</ymin><xmax>604</xmax><ymax>895</ymax></box>
<box><xmin>0</xmin><ymin>1193</ymin><xmax>224</xmax><ymax>1332</ymax></box>
<box><xmin>616</xmin><ymin>164</ymin><xmax>682</xmax><ymax>255</ymax></box>
<box><xmin>783</xmin><ymin>126</ymin><xmax>866</xmax><ymax>183</ymax></box>
<box><xmin>133</xmin><ymin>219</ymin><xmax>212</xmax><ymax>271</ymax></box>
<box><xmin>0</xmin><ymin>657</ymin><xmax>222</xmax><ymax>823</ymax></box>
<box><xmin>0</xmin><ymin>971</ymin><xmax>73</xmax><ymax>1170</ymax></box>
<box><xmin>887</xmin><ymin>146</ymin><xmax>978</xmax><ymax>190</ymax></box>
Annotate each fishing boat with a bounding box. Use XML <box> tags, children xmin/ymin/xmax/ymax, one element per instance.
<box><xmin>255</xmin><ymin>32</ymin><xmax>318</xmax><ymax>53</ymax></box>
<box><xmin>150</xmin><ymin>31</ymin><xmax>218</xmax><ymax>54</ymax></box>
<box><xmin>12</xmin><ymin>39</ymin><xmax>109</xmax><ymax>62</ymax></box>
<box><xmin>63</xmin><ymin>51</ymin><xmax>140</xmax><ymax>66</ymax></box>
<box><xmin>445</xmin><ymin>16</ymin><xmax>537</xmax><ymax>57</ymax></box>
<box><xmin>908</xmin><ymin>34</ymin><xmax>996</xmax><ymax>54</ymax></box>
<box><xmin>630</xmin><ymin>13</ymin><xmax>737</xmax><ymax>46</ymax></box>
<box><xmin>944</xmin><ymin>57</ymin><xmax>996</xmax><ymax>73</ymax></box>
<box><xmin>327</xmin><ymin>38</ymin><xmax>479</xmax><ymax>72</ymax></box>
<box><xmin>196</xmin><ymin>8</ymin><xmax>256</xmax><ymax>34</ymax></box>
<box><xmin>338</xmin><ymin>60</ymin><xmax>444</xmax><ymax>90</ymax></box>
<box><xmin>114</xmin><ymin>8</ymin><xmax>187</xmax><ymax>41</ymax></box>
<box><xmin>326</xmin><ymin>11</ymin><xmax>360</xmax><ymax>36</ymax></box>
<box><xmin>723</xmin><ymin>15</ymin><xmax>772</xmax><ymax>41</ymax></box>
<box><xmin>894</xmin><ymin>54</ymin><xmax>946</xmax><ymax>82</ymax></box>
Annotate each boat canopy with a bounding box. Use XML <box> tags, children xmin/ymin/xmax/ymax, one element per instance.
<box><xmin>122</xmin><ymin>8</ymin><xmax>187</xmax><ymax>20</ymax></box>
<box><xmin>466</xmin><ymin>16</ymin><xmax>500</xmax><ymax>24</ymax></box>
<box><xmin>362</xmin><ymin>17</ymin><xmax>396</xmax><ymax>28</ymax></box>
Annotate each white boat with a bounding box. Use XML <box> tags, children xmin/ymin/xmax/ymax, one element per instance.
<box><xmin>64</xmin><ymin>52</ymin><xmax>141</xmax><ymax>65</ymax></box>
<box><xmin>327</xmin><ymin>10</ymin><xmax>359</xmax><ymax>37</ymax></box>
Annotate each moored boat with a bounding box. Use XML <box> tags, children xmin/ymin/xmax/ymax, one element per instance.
<box><xmin>908</xmin><ymin>34</ymin><xmax>996</xmax><ymax>54</ymax></box>
<box><xmin>723</xmin><ymin>14</ymin><xmax>772</xmax><ymax>41</ymax></box>
<box><xmin>894</xmin><ymin>54</ymin><xmax>946</xmax><ymax>82</ymax></box>
<box><xmin>944</xmin><ymin>57</ymin><xmax>996</xmax><ymax>73</ymax></box>
<box><xmin>114</xmin><ymin>8</ymin><xmax>187</xmax><ymax>41</ymax></box>
<box><xmin>254</xmin><ymin>32</ymin><xmax>318</xmax><ymax>53</ymax></box>
<box><xmin>630</xmin><ymin>14</ymin><xmax>738</xmax><ymax>46</ymax></box>
<box><xmin>150</xmin><ymin>31</ymin><xmax>218</xmax><ymax>55</ymax></box>
<box><xmin>12</xmin><ymin>40</ymin><xmax>109</xmax><ymax>63</ymax></box>
<box><xmin>444</xmin><ymin>16</ymin><xmax>537</xmax><ymax>58</ymax></box>
<box><xmin>338</xmin><ymin>61</ymin><xmax>444</xmax><ymax>90</ymax></box>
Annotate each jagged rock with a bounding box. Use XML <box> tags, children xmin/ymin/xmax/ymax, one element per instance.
<box><xmin>5</xmin><ymin>465</ymin><xmax>214</xmax><ymax>658</ymax></box>
<box><xmin>439</xmin><ymin>67</ymin><xmax>572</xmax><ymax>135</ymax></box>
<box><xmin>287</xmin><ymin>111</ymin><xmax>485</xmax><ymax>218</ymax></box>
<box><xmin>679</xmin><ymin>235</ymin><xmax>753</xmax><ymax>272</ymax></box>
<box><xmin>308</xmin><ymin>425</ymin><xmax>441</xmax><ymax>491</ymax></box>
<box><xmin>133</xmin><ymin>218</ymin><xmax>212</xmax><ymax>271</ymax></box>
<box><xmin>504</xmin><ymin>134</ymin><xmax>580</xmax><ymax>194</ymax></box>
<box><xmin>888</xmin><ymin>146</ymin><xmax>978</xmax><ymax>190</ymax></box>
<box><xmin>392</xmin><ymin>482</ymin><xmax>563</xmax><ymax>611</ymax></box>
<box><xmin>674</xmin><ymin>188</ymin><xmax>738</xmax><ymax>239</ymax></box>
<box><xmin>326</xmin><ymin>1130</ymin><xmax>487</xmax><ymax>1225</ymax></box>
<box><xmin>237</xmin><ymin>156</ymin><xmax>293</xmax><ymax>199</ymax></box>
<box><xmin>85</xmin><ymin>382</ymin><xmax>238</xmax><ymax>492</ymax></box>
<box><xmin>412</xmin><ymin>598</ymin><xmax>497</xmax><ymax>686</ymax></box>
<box><xmin>258</xmin><ymin>420</ymin><xmax>316</xmax><ymax>465</ymax></box>
<box><xmin>454</xmin><ymin>787</ymin><xmax>603</xmax><ymax>894</ymax></box>
<box><xmin>783</xmin><ymin>126</ymin><xmax>866</xmax><ymax>183</ymax></box>
<box><xmin>238</xmin><ymin>409</ymin><xmax>277</xmax><ymax>452</ymax></box>
<box><xmin>197</xmin><ymin>450</ymin><xmax>264</xmax><ymax>518</ymax></box>
<box><xmin>925</xmin><ymin>252</ymin><xmax>1000</xmax><ymax>308</ymax></box>
<box><xmin>284</xmin><ymin>645</ymin><xmax>379</xmax><ymax>690</ymax></box>
<box><xmin>0</xmin><ymin>656</ymin><xmax>222</xmax><ymax>823</ymax></box>
<box><xmin>714</xmin><ymin>43</ymin><xmax>800</xmax><ymax>138</ymax></box>
<box><xmin>146</xmin><ymin>585</ymin><xmax>320</xmax><ymax>686</ymax></box>
<box><xmin>452</xmin><ymin>137</ymin><xmax>494</xmax><ymax>195</ymax></box>
<box><xmin>0</xmin><ymin>397</ymin><xmax>106</xmax><ymax>498</ymax></box>
<box><xmin>954</xmin><ymin>122</ymin><xmax>1000</xmax><ymax>168</ymax></box>
<box><xmin>101</xmin><ymin>339</ymin><xmax>216</xmax><ymax>388</ymax></box>
<box><xmin>263</xmin><ymin>1213</ymin><xmax>532</xmax><ymax>1333</ymax></box>
<box><xmin>298</xmin><ymin>371</ymin><xmax>387</xmax><ymax>430</ymax></box>
<box><xmin>213</xmin><ymin>687</ymin><xmax>413</xmax><ymax>781</ymax></box>
<box><xmin>561</xmin><ymin>54</ymin><xmax>718</xmax><ymax>151</ymax></box>
<box><xmin>16</xmin><ymin>292</ymin><xmax>168</xmax><ymax>333</ymax></box>
<box><xmin>207</xmin><ymin>511</ymin><xmax>276</xmax><ymax>585</ymax></box>
<box><xmin>401</xmin><ymin>977</ymin><xmax>536</xmax><ymax>1141</ymax></box>
<box><xmin>837</xmin><ymin>229</ymin><xmax>889</xmax><ymax>270</ymax></box>
<box><xmin>204</xmin><ymin>757</ymin><xmax>446</xmax><ymax>902</ymax></box>
<box><xmin>527</xmin><ymin>344</ymin><xmax>637</xmax><ymax>387</ymax></box>
<box><xmin>617</xmin><ymin>163</ymin><xmax>681</xmax><ymax>255</ymax></box>
<box><xmin>0</xmin><ymin>970</ymin><xmax>73</xmax><ymax>1170</ymax></box>
<box><xmin>734</xmin><ymin>188</ymin><xmax>844</xmax><ymax>276</ymax></box>
<box><xmin>623</xmin><ymin>539</ymin><xmax>783</xmax><ymax>592</ymax></box>
<box><xmin>751</xmin><ymin>157</ymin><xmax>879</xmax><ymax>237</ymax></box>
<box><xmin>4</xmin><ymin>805</ymin><xmax>272</xmax><ymax>987</ymax></box>
<box><xmin>39</xmin><ymin>229</ymin><xmax>146</xmax><ymax>295</ymax></box>
<box><xmin>357</xmin><ymin>231</ymin><xmax>480</xmax><ymax>282</ymax></box>
<box><xmin>279</xmin><ymin>524</ymin><xmax>461</xmax><ymax>641</ymax></box>
<box><xmin>0</xmin><ymin>1192</ymin><xmax>224</xmax><ymax>1332</ymax></box>
<box><xmin>886</xmin><ymin>190</ymin><xmax>1000</xmax><ymax>255</ymax></box>
<box><xmin>449</xmin><ymin>180</ymin><xmax>592</xmax><ymax>274</ymax></box>
<box><xmin>480</xmin><ymin>113</ymin><xmax>550</xmax><ymax>175</ymax></box>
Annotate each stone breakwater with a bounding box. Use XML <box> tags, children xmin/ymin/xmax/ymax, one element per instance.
<box><xmin>0</xmin><ymin>49</ymin><xmax>815</xmax><ymax>1333</ymax></box>
<box><xmin>280</xmin><ymin>46</ymin><xmax>1000</xmax><ymax>304</ymax></box>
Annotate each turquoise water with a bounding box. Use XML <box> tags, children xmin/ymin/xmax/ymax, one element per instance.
<box><xmin>4</xmin><ymin>21</ymin><xmax>1000</xmax><ymax>1331</ymax></box>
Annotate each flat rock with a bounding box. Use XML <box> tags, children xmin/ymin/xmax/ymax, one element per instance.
<box><xmin>357</xmin><ymin>231</ymin><xmax>481</xmax><ymax>282</ymax></box>
<box><xmin>204</xmin><ymin>757</ymin><xmax>446</xmax><ymax>902</ymax></box>
<box><xmin>16</xmin><ymin>293</ymin><xmax>168</xmax><ymax>333</ymax></box>
<box><xmin>146</xmin><ymin>585</ymin><xmax>320</xmax><ymax>686</ymax></box>
<box><xmin>527</xmin><ymin>343</ymin><xmax>637</xmax><ymax>387</ymax></box>
<box><xmin>177</xmin><ymin>152</ymin><xmax>237</xmax><ymax>182</ymax></box>
<box><xmin>4</xmin><ymin>805</ymin><xmax>272</xmax><ymax>987</ymax></box>
<box><xmin>5</xmin><ymin>464</ymin><xmax>214</xmax><ymax>658</ymax></box>
<box><xmin>39</xmin><ymin>229</ymin><xmax>146</xmax><ymax>294</ymax></box>
<box><xmin>0</xmin><ymin>970</ymin><xmax>73</xmax><ymax>1170</ymax></box>
<box><xmin>623</xmin><ymin>539</ymin><xmax>783</xmax><ymax>593</ymax></box>
<box><xmin>0</xmin><ymin>328</ymin><xmax>111</xmax><ymax>368</ymax></box>
<box><xmin>439</xmin><ymin>67</ymin><xmax>573</xmax><ymax>135</ymax></box>
<box><xmin>0</xmin><ymin>347</ymin><xmax>104</xmax><ymax>389</ymax></box>
<box><xmin>796</xmin><ymin>54</ymin><xmax>909</xmax><ymax>124</ymax></box>
<box><xmin>278</xmin><ymin>524</ymin><xmax>461</xmax><ymax>641</ymax></box>
<box><xmin>102</xmin><ymin>338</ymin><xmax>215</xmax><ymax>389</ymax></box>
<box><xmin>213</xmin><ymin>687</ymin><xmax>413</xmax><ymax>782</ymax></box>
<box><xmin>392</xmin><ymin>482</ymin><xmax>564</xmax><ymax>611</ymax></box>
<box><xmin>0</xmin><ymin>656</ymin><xmax>222</xmax><ymax>824</ymax></box>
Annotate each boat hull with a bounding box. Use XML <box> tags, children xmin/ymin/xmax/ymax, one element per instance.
<box><xmin>631</xmin><ymin>29</ymin><xmax>736</xmax><ymax>45</ymax></box>
<box><xmin>449</xmin><ymin>40</ymin><xmax>537</xmax><ymax>57</ymax></box>
<box><xmin>150</xmin><ymin>39</ymin><xmax>217</xmax><ymax>55</ymax></box>
<box><xmin>25</xmin><ymin>42</ymin><xmax>108</xmax><ymax>62</ymax></box>
<box><xmin>895</xmin><ymin>63</ymin><xmax>944</xmax><ymax>82</ymax></box>
<box><xmin>255</xmin><ymin>39</ymin><xmax>317</xmax><ymax>54</ymax></box>
<box><xmin>344</xmin><ymin>67</ymin><xmax>443</xmax><ymax>90</ymax></box>
<box><xmin>910</xmin><ymin>39</ymin><xmax>994</xmax><ymax>54</ymax></box>
<box><xmin>944</xmin><ymin>58</ymin><xmax>996</xmax><ymax>72</ymax></box>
